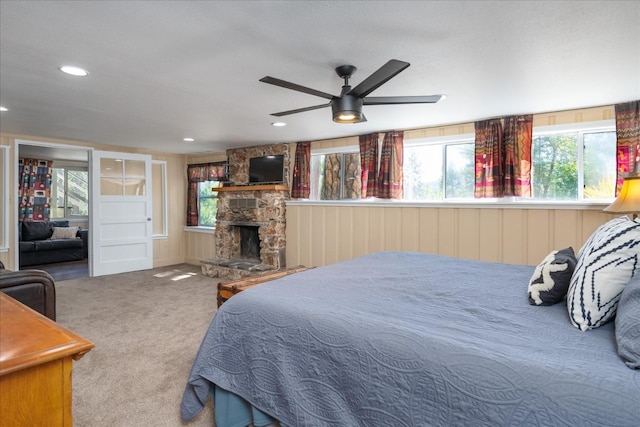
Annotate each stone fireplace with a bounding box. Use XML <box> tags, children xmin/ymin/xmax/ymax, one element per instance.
<box><xmin>201</xmin><ymin>143</ymin><xmax>290</xmax><ymax>279</ymax></box>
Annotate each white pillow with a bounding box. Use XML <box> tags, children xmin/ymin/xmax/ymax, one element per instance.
<box><xmin>51</xmin><ymin>226</ymin><xmax>79</xmax><ymax>239</ymax></box>
<box><xmin>567</xmin><ymin>216</ymin><xmax>640</xmax><ymax>331</ymax></box>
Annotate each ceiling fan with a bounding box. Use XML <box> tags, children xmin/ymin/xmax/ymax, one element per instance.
<box><xmin>259</xmin><ymin>59</ymin><xmax>443</xmax><ymax>124</ymax></box>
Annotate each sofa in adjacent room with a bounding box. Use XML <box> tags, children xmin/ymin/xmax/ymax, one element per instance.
<box><xmin>19</xmin><ymin>220</ymin><xmax>88</xmax><ymax>268</ymax></box>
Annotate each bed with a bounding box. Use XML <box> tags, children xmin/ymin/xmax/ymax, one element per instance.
<box><xmin>181</xmin><ymin>248</ymin><xmax>640</xmax><ymax>426</ymax></box>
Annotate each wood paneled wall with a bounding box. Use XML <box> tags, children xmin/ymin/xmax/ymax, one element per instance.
<box><xmin>286</xmin><ymin>204</ymin><xmax>614</xmax><ymax>268</ymax></box>
<box><xmin>151</xmin><ymin>152</ymin><xmax>188</xmax><ymax>268</ymax></box>
<box><xmin>0</xmin><ymin>104</ymin><xmax>619</xmax><ymax>271</ymax></box>
<box><xmin>285</xmin><ymin>104</ymin><xmax>618</xmax><ymax>269</ymax></box>
<box><xmin>184</xmin><ymin>231</ymin><xmax>217</xmax><ymax>265</ymax></box>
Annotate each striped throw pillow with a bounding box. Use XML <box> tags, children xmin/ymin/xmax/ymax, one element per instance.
<box><xmin>567</xmin><ymin>216</ymin><xmax>640</xmax><ymax>331</ymax></box>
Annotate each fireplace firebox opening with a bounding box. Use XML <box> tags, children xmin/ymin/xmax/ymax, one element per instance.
<box><xmin>239</xmin><ymin>226</ymin><xmax>260</xmax><ymax>260</ymax></box>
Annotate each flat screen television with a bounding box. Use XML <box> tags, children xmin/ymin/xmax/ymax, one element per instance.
<box><xmin>249</xmin><ymin>155</ymin><xmax>285</xmax><ymax>184</ymax></box>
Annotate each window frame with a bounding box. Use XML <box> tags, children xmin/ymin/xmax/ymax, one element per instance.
<box><xmin>152</xmin><ymin>160</ymin><xmax>168</xmax><ymax>238</ymax></box>
<box><xmin>404</xmin><ymin>133</ymin><xmax>476</xmax><ymax>202</ymax></box>
<box><xmin>197</xmin><ymin>180</ymin><xmax>220</xmax><ymax>228</ymax></box>
<box><xmin>310</xmin><ymin>146</ymin><xmax>362</xmax><ymax>200</ymax></box>
<box><xmin>527</xmin><ymin>119</ymin><xmax>616</xmax><ymax>203</ymax></box>
<box><xmin>51</xmin><ymin>163</ymin><xmax>89</xmax><ymax>219</ymax></box>
<box><xmin>0</xmin><ymin>146</ymin><xmax>8</xmax><ymax>251</ymax></box>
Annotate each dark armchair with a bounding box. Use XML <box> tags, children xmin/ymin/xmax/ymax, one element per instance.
<box><xmin>0</xmin><ymin>262</ymin><xmax>56</xmax><ymax>321</ymax></box>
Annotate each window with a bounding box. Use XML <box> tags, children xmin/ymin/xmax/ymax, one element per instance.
<box><xmin>445</xmin><ymin>144</ymin><xmax>475</xmax><ymax>198</ymax></box>
<box><xmin>402</xmin><ymin>122</ymin><xmax>615</xmax><ymax>202</ymax></box>
<box><xmin>51</xmin><ymin>166</ymin><xmax>89</xmax><ymax>218</ymax></box>
<box><xmin>186</xmin><ymin>162</ymin><xmax>226</xmax><ymax>228</ymax></box>
<box><xmin>99</xmin><ymin>158</ymin><xmax>145</xmax><ymax>196</ymax></box>
<box><xmin>306</xmin><ymin>121</ymin><xmax>616</xmax><ymax>204</ymax></box>
<box><xmin>310</xmin><ymin>152</ymin><xmax>361</xmax><ymax>200</ymax></box>
<box><xmin>403</xmin><ymin>137</ymin><xmax>475</xmax><ymax>201</ymax></box>
<box><xmin>531</xmin><ymin>125</ymin><xmax>616</xmax><ymax>201</ymax></box>
<box><xmin>198</xmin><ymin>181</ymin><xmax>220</xmax><ymax>226</ymax></box>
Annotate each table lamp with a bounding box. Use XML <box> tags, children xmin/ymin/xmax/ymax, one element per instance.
<box><xmin>603</xmin><ymin>174</ymin><xmax>640</xmax><ymax>220</ymax></box>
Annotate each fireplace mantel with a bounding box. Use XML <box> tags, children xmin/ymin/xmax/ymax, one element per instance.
<box><xmin>216</xmin><ymin>184</ymin><xmax>289</xmax><ymax>192</ymax></box>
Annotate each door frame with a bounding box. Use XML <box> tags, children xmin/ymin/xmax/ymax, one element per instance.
<box><xmin>14</xmin><ymin>140</ymin><xmax>92</xmax><ymax>272</ymax></box>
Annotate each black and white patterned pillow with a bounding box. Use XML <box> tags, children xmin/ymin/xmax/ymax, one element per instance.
<box><xmin>528</xmin><ymin>247</ymin><xmax>577</xmax><ymax>306</ymax></box>
<box><xmin>567</xmin><ymin>216</ymin><xmax>640</xmax><ymax>331</ymax></box>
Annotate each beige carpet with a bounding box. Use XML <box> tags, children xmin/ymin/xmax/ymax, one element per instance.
<box><xmin>56</xmin><ymin>264</ymin><xmax>220</xmax><ymax>427</ymax></box>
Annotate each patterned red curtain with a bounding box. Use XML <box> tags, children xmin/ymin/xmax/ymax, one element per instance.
<box><xmin>503</xmin><ymin>115</ymin><xmax>533</xmax><ymax>197</ymax></box>
<box><xmin>359</xmin><ymin>133</ymin><xmax>379</xmax><ymax>198</ymax></box>
<box><xmin>186</xmin><ymin>162</ymin><xmax>226</xmax><ymax>226</ymax></box>
<box><xmin>18</xmin><ymin>158</ymin><xmax>53</xmax><ymax>221</ymax></box>
<box><xmin>377</xmin><ymin>131</ymin><xmax>404</xmax><ymax>199</ymax></box>
<box><xmin>291</xmin><ymin>142</ymin><xmax>311</xmax><ymax>199</ymax></box>
<box><xmin>615</xmin><ymin>100</ymin><xmax>640</xmax><ymax>195</ymax></box>
<box><xmin>474</xmin><ymin>119</ymin><xmax>504</xmax><ymax>198</ymax></box>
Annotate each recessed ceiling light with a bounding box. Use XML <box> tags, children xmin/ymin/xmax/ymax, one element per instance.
<box><xmin>0</xmin><ymin>106</ymin><xmax>8</xmax><ymax>112</ymax></box>
<box><xmin>59</xmin><ymin>66</ymin><xmax>89</xmax><ymax>76</ymax></box>
<box><xmin>183</xmin><ymin>138</ymin><xmax>195</xmax><ymax>142</ymax></box>
<box><xmin>271</xmin><ymin>122</ymin><xmax>286</xmax><ymax>127</ymax></box>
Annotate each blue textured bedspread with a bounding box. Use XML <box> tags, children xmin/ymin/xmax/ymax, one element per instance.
<box><xmin>182</xmin><ymin>252</ymin><xmax>640</xmax><ymax>426</ymax></box>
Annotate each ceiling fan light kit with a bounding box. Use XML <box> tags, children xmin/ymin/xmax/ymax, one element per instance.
<box><xmin>332</xmin><ymin>95</ymin><xmax>365</xmax><ymax>123</ymax></box>
<box><xmin>259</xmin><ymin>59</ymin><xmax>442</xmax><ymax>124</ymax></box>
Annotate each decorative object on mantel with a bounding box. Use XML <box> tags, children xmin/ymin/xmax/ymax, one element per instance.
<box><xmin>604</xmin><ymin>174</ymin><xmax>640</xmax><ymax>219</ymax></box>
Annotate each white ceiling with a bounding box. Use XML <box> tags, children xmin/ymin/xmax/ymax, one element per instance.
<box><xmin>1</xmin><ymin>1</ymin><xmax>639</xmax><ymax>156</ymax></box>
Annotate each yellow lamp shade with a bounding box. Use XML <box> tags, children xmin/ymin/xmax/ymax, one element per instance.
<box><xmin>603</xmin><ymin>176</ymin><xmax>640</xmax><ymax>214</ymax></box>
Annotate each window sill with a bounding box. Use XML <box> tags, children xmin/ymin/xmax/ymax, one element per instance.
<box><xmin>286</xmin><ymin>199</ymin><xmax>612</xmax><ymax>211</ymax></box>
<box><xmin>183</xmin><ymin>226</ymin><xmax>216</xmax><ymax>234</ymax></box>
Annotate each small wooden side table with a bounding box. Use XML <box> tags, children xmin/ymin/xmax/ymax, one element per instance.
<box><xmin>0</xmin><ymin>293</ymin><xmax>94</xmax><ymax>426</ymax></box>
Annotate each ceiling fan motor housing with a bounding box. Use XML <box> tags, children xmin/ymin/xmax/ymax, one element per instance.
<box><xmin>332</xmin><ymin>95</ymin><xmax>363</xmax><ymax>123</ymax></box>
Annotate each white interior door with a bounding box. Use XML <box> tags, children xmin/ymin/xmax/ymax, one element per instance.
<box><xmin>90</xmin><ymin>150</ymin><xmax>153</xmax><ymax>276</ymax></box>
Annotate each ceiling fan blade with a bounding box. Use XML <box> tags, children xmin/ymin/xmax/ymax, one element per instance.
<box><xmin>347</xmin><ymin>59</ymin><xmax>410</xmax><ymax>98</ymax></box>
<box><xmin>363</xmin><ymin>95</ymin><xmax>444</xmax><ymax>105</ymax></box>
<box><xmin>271</xmin><ymin>103</ymin><xmax>331</xmax><ymax>117</ymax></box>
<box><xmin>260</xmin><ymin>76</ymin><xmax>335</xmax><ymax>100</ymax></box>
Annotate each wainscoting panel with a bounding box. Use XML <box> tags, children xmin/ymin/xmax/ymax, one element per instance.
<box><xmin>458</xmin><ymin>209</ymin><xmax>480</xmax><ymax>261</ymax></box>
<box><xmin>311</xmin><ymin>206</ymin><xmax>327</xmax><ymax>267</ymax></box>
<box><xmin>502</xmin><ymin>210</ymin><xmax>526</xmax><ymax>264</ymax></box>
<box><xmin>417</xmin><ymin>209</ymin><xmax>438</xmax><ymax>254</ymax></box>
<box><xmin>286</xmin><ymin>204</ymin><xmax>618</xmax><ymax>268</ymax></box>
<box><xmin>526</xmin><ymin>210</ymin><xmax>551</xmax><ymax>263</ymax></box>
<box><xmin>478</xmin><ymin>209</ymin><xmax>501</xmax><ymax>262</ymax></box>
<box><xmin>184</xmin><ymin>231</ymin><xmax>217</xmax><ymax>265</ymax></box>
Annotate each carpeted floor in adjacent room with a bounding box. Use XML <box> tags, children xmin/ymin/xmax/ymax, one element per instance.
<box><xmin>55</xmin><ymin>264</ymin><xmax>220</xmax><ymax>427</ymax></box>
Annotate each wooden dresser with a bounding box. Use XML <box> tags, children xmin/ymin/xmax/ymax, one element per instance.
<box><xmin>0</xmin><ymin>293</ymin><xmax>94</xmax><ymax>426</ymax></box>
